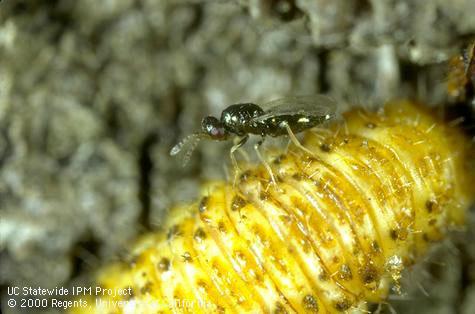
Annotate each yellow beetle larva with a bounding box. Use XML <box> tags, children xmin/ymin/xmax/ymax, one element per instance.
<box><xmin>70</xmin><ymin>100</ymin><xmax>474</xmax><ymax>314</ymax></box>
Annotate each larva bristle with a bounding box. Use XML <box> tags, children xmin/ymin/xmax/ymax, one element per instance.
<box><xmin>71</xmin><ymin>101</ymin><xmax>474</xmax><ymax>314</ymax></box>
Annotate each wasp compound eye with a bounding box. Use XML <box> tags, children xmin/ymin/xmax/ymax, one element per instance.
<box><xmin>201</xmin><ymin>116</ymin><xmax>227</xmax><ymax>140</ymax></box>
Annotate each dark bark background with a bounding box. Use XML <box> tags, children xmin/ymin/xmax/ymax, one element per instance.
<box><xmin>0</xmin><ymin>0</ymin><xmax>474</xmax><ymax>313</ymax></box>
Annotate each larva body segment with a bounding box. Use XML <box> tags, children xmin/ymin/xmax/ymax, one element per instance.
<box><xmin>73</xmin><ymin>101</ymin><xmax>474</xmax><ymax>314</ymax></box>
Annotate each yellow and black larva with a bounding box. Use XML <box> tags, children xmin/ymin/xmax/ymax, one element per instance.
<box><xmin>72</xmin><ymin>101</ymin><xmax>474</xmax><ymax>314</ymax></box>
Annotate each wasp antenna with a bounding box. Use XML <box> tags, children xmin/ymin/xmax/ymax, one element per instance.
<box><xmin>170</xmin><ymin>132</ymin><xmax>206</xmax><ymax>166</ymax></box>
<box><xmin>170</xmin><ymin>133</ymin><xmax>198</xmax><ymax>156</ymax></box>
<box><xmin>181</xmin><ymin>136</ymin><xmax>203</xmax><ymax>166</ymax></box>
<box><xmin>170</xmin><ymin>142</ymin><xmax>183</xmax><ymax>156</ymax></box>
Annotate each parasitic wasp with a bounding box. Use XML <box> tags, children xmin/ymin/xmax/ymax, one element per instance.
<box><xmin>170</xmin><ymin>95</ymin><xmax>337</xmax><ymax>182</ymax></box>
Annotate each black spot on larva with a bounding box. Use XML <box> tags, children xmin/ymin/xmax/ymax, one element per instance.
<box><xmin>334</xmin><ymin>298</ymin><xmax>351</xmax><ymax>311</ymax></box>
<box><xmin>259</xmin><ymin>191</ymin><xmax>270</xmax><ymax>200</ymax></box>
<box><xmin>425</xmin><ymin>199</ymin><xmax>437</xmax><ymax>213</ymax></box>
<box><xmin>319</xmin><ymin>270</ymin><xmax>329</xmax><ymax>281</ymax></box>
<box><xmin>320</xmin><ymin>143</ymin><xmax>331</xmax><ymax>152</ymax></box>
<box><xmin>197</xmin><ymin>280</ymin><xmax>208</xmax><ymax>291</ymax></box>
<box><xmin>339</xmin><ymin>264</ymin><xmax>353</xmax><ymax>280</ymax></box>
<box><xmin>279</xmin><ymin>214</ymin><xmax>291</xmax><ymax>224</ymax></box>
<box><xmin>371</xmin><ymin>241</ymin><xmax>381</xmax><ymax>253</ymax></box>
<box><xmin>157</xmin><ymin>257</ymin><xmax>170</xmax><ymax>272</ymax></box>
<box><xmin>199</xmin><ymin>196</ymin><xmax>209</xmax><ymax>213</ymax></box>
<box><xmin>254</xmin><ymin>273</ymin><xmax>263</xmax><ymax>283</ymax></box>
<box><xmin>232</xmin><ymin>195</ymin><xmax>247</xmax><ymax>211</ymax></box>
<box><xmin>218</xmin><ymin>221</ymin><xmax>226</xmax><ymax>233</ymax></box>
<box><xmin>366</xmin><ymin>122</ymin><xmax>377</xmax><ymax>129</ymax></box>
<box><xmin>235</xmin><ymin>250</ymin><xmax>247</xmax><ymax>263</ymax></box>
<box><xmin>306</xmin><ymin>156</ymin><xmax>319</xmax><ymax>163</ymax></box>
<box><xmin>292</xmin><ymin>173</ymin><xmax>304</xmax><ymax>181</ymax></box>
<box><xmin>182</xmin><ymin>252</ymin><xmax>192</xmax><ymax>263</ymax></box>
<box><xmin>274</xmin><ymin>302</ymin><xmax>289</xmax><ymax>314</ymax></box>
<box><xmin>167</xmin><ymin>225</ymin><xmax>181</xmax><ymax>240</ymax></box>
<box><xmin>390</xmin><ymin>228</ymin><xmax>408</xmax><ymax>241</ymax></box>
<box><xmin>217</xmin><ymin>305</ymin><xmax>226</xmax><ymax>313</ymax></box>
<box><xmin>194</xmin><ymin>227</ymin><xmax>207</xmax><ymax>241</ymax></box>
<box><xmin>303</xmin><ymin>294</ymin><xmax>319</xmax><ymax>312</ymax></box>
<box><xmin>239</xmin><ymin>170</ymin><xmax>253</xmax><ymax>181</ymax></box>
<box><xmin>273</xmin><ymin>154</ymin><xmax>286</xmax><ymax>165</ymax></box>
<box><xmin>343</xmin><ymin>138</ymin><xmax>350</xmax><ymax>144</ymax></box>
<box><xmin>429</xmin><ymin>219</ymin><xmax>437</xmax><ymax>226</ymax></box>
<box><xmin>360</xmin><ymin>264</ymin><xmax>379</xmax><ymax>284</ymax></box>
<box><xmin>390</xmin><ymin>229</ymin><xmax>398</xmax><ymax>240</ymax></box>
<box><xmin>140</xmin><ymin>281</ymin><xmax>152</xmax><ymax>295</ymax></box>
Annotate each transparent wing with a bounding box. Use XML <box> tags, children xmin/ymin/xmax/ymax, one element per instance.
<box><xmin>250</xmin><ymin>95</ymin><xmax>337</xmax><ymax>123</ymax></box>
<box><xmin>170</xmin><ymin>132</ymin><xmax>207</xmax><ymax>166</ymax></box>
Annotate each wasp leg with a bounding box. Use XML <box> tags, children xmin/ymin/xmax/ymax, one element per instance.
<box><xmin>230</xmin><ymin>135</ymin><xmax>249</xmax><ymax>186</ymax></box>
<box><xmin>235</xmin><ymin>140</ymin><xmax>250</xmax><ymax>162</ymax></box>
<box><xmin>254</xmin><ymin>138</ymin><xmax>277</xmax><ymax>186</ymax></box>
<box><xmin>281</xmin><ymin>121</ymin><xmax>316</xmax><ymax>157</ymax></box>
<box><xmin>230</xmin><ymin>135</ymin><xmax>249</xmax><ymax>170</ymax></box>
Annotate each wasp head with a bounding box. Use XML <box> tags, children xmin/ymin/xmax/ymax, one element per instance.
<box><xmin>201</xmin><ymin>116</ymin><xmax>228</xmax><ymax>140</ymax></box>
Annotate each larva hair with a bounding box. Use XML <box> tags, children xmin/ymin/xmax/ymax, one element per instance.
<box><xmin>71</xmin><ymin>101</ymin><xmax>474</xmax><ymax>314</ymax></box>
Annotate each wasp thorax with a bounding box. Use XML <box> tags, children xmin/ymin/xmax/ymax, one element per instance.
<box><xmin>201</xmin><ymin>116</ymin><xmax>227</xmax><ymax>140</ymax></box>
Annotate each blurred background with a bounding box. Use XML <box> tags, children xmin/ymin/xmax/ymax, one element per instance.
<box><xmin>0</xmin><ymin>0</ymin><xmax>474</xmax><ymax>313</ymax></box>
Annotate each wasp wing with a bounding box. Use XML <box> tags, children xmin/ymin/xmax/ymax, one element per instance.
<box><xmin>250</xmin><ymin>95</ymin><xmax>337</xmax><ymax>124</ymax></box>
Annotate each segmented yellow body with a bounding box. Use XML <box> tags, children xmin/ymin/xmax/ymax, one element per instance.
<box><xmin>72</xmin><ymin>101</ymin><xmax>474</xmax><ymax>314</ymax></box>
